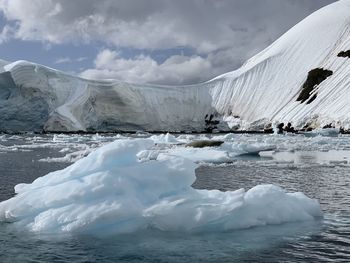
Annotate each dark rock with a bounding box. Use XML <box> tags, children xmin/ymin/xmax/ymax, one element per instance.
<box><xmin>277</xmin><ymin>123</ymin><xmax>284</xmax><ymax>134</ymax></box>
<box><xmin>338</xmin><ymin>50</ymin><xmax>350</xmax><ymax>58</ymax></box>
<box><xmin>297</xmin><ymin>68</ymin><xmax>333</xmax><ymax>103</ymax></box>
<box><xmin>323</xmin><ymin>123</ymin><xmax>334</xmax><ymax>129</ymax></box>
<box><xmin>264</xmin><ymin>128</ymin><xmax>273</xmax><ymax>134</ymax></box>
<box><xmin>284</xmin><ymin>122</ymin><xmax>296</xmax><ymax>133</ymax></box>
<box><xmin>306</xmin><ymin>94</ymin><xmax>317</xmax><ymax>104</ymax></box>
<box><xmin>204</xmin><ymin>113</ymin><xmax>220</xmax><ymax>133</ymax></box>
<box><xmin>264</xmin><ymin>123</ymin><xmax>273</xmax><ymax>134</ymax></box>
<box><xmin>186</xmin><ymin>140</ymin><xmax>224</xmax><ymax>148</ymax></box>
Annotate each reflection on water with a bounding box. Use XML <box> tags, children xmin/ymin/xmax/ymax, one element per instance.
<box><xmin>271</xmin><ymin>150</ymin><xmax>350</xmax><ymax>165</ymax></box>
<box><xmin>0</xmin><ymin>219</ymin><xmax>325</xmax><ymax>263</ymax></box>
<box><xmin>194</xmin><ymin>161</ymin><xmax>350</xmax><ymax>262</ymax></box>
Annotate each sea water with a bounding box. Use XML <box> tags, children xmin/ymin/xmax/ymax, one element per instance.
<box><xmin>0</xmin><ymin>134</ymin><xmax>349</xmax><ymax>262</ymax></box>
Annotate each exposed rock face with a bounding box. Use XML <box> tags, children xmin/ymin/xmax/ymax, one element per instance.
<box><xmin>338</xmin><ymin>50</ymin><xmax>350</xmax><ymax>58</ymax></box>
<box><xmin>296</xmin><ymin>68</ymin><xmax>333</xmax><ymax>104</ymax></box>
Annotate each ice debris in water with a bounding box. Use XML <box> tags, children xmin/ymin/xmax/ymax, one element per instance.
<box><xmin>150</xmin><ymin>133</ymin><xmax>180</xmax><ymax>144</ymax></box>
<box><xmin>137</xmin><ymin>134</ymin><xmax>277</xmax><ymax>164</ymax></box>
<box><xmin>0</xmin><ymin>139</ymin><xmax>322</xmax><ymax>235</ymax></box>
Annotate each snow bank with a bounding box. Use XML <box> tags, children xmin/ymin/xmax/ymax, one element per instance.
<box><xmin>0</xmin><ymin>139</ymin><xmax>321</xmax><ymax>235</ymax></box>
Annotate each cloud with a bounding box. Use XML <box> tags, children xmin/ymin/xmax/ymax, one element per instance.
<box><xmin>80</xmin><ymin>46</ymin><xmax>268</xmax><ymax>85</ymax></box>
<box><xmin>0</xmin><ymin>24</ymin><xmax>14</xmax><ymax>44</ymax></box>
<box><xmin>80</xmin><ymin>49</ymin><xmax>213</xmax><ymax>85</ymax></box>
<box><xmin>54</xmin><ymin>57</ymin><xmax>71</xmax><ymax>64</ymax></box>
<box><xmin>0</xmin><ymin>0</ymin><xmax>336</xmax><ymax>84</ymax></box>
<box><xmin>76</xmin><ymin>57</ymin><xmax>88</xmax><ymax>62</ymax></box>
<box><xmin>0</xmin><ymin>0</ymin><xmax>332</xmax><ymax>52</ymax></box>
<box><xmin>54</xmin><ymin>56</ymin><xmax>88</xmax><ymax>64</ymax></box>
<box><xmin>0</xmin><ymin>0</ymin><xmax>334</xmax><ymax>50</ymax></box>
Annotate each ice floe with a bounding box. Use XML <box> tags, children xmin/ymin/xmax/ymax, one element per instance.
<box><xmin>0</xmin><ymin>138</ymin><xmax>322</xmax><ymax>235</ymax></box>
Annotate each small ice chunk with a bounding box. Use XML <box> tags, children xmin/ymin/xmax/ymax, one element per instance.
<box><xmin>150</xmin><ymin>133</ymin><xmax>179</xmax><ymax>144</ymax></box>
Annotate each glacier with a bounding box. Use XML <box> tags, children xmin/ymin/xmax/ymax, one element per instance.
<box><xmin>0</xmin><ymin>61</ymin><xmax>215</xmax><ymax>133</ymax></box>
<box><xmin>1</xmin><ymin>0</ymin><xmax>350</xmax><ymax>133</ymax></box>
<box><xmin>0</xmin><ymin>138</ymin><xmax>322</xmax><ymax>235</ymax></box>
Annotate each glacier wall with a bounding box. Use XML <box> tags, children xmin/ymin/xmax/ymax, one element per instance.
<box><xmin>0</xmin><ymin>61</ymin><xmax>218</xmax><ymax>132</ymax></box>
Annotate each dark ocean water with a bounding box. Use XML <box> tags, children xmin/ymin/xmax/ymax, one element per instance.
<box><xmin>0</xmin><ymin>135</ymin><xmax>349</xmax><ymax>262</ymax></box>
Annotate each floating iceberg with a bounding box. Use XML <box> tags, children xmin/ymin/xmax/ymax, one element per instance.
<box><xmin>0</xmin><ymin>139</ymin><xmax>322</xmax><ymax>235</ymax></box>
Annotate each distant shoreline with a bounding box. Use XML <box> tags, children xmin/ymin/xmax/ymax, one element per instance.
<box><xmin>1</xmin><ymin>128</ymin><xmax>348</xmax><ymax>135</ymax></box>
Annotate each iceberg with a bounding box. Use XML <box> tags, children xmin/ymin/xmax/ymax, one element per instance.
<box><xmin>0</xmin><ymin>139</ymin><xmax>322</xmax><ymax>235</ymax></box>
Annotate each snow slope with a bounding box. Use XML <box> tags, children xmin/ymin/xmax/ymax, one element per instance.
<box><xmin>211</xmin><ymin>0</ymin><xmax>350</xmax><ymax>130</ymax></box>
<box><xmin>0</xmin><ymin>0</ymin><xmax>350</xmax><ymax>132</ymax></box>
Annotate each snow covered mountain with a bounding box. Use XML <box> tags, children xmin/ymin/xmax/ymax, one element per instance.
<box><xmin>211</xmin><ymin>0</ymin><xmax>350</xmax><ymax>131</ymax></box>
<box><xmin>0</xmin><ymin>0</ymin><xmax>350</xmax><ymax>133</ymax></box>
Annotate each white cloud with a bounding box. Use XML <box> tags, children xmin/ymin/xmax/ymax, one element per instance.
<box><xmin>0</xmin><ymin>24</ymin><xmax>14</xmax><ymax>43</ymax></box>
<box><xmin>54</xmin><ymin>56</ymin><xmax>88</xmax><ymax>64</ymax></box>
<box><xmin>80</xmin><ymin>49</ymin><xmax>214</xmax><ymax>85</ymax></box>
<box><xmin>54</xmin><ymin>57</ymin><xmax>71</xmax><ymax>64</ymax></box>
<box><xmin>0</xmin><ymin>0</ymin><xmax>334</xmax><ymax>51</ymax></box>
<box><xmin>76</xmin><ymin>57</ymin><xmax>88</xmax><ymax>62</ymax></box>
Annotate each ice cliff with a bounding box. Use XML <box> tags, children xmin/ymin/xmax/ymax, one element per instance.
<box><xmin>0</xmin><ymin>0</ymin><xmax>350</xmax><ymax>132</ymax></box>
<box><xmin>0</xmin><ymin>61</ymin><xmax>214</xmax><ymax>132</ymax></box>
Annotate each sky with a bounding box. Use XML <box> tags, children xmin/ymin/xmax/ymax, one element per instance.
<box><xmin>0</xmin><ymin>0</ymin><xmax>337</xmax><ymax>85</ymax></box>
